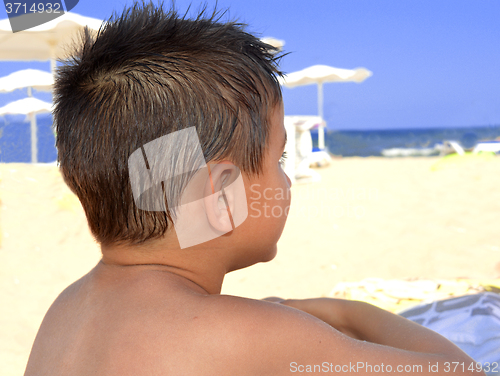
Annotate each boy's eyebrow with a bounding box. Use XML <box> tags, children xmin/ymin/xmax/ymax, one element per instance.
<box><xmin>283</xmin><ymin>132</ymin><xmax>287</xmax><ymax>149</ymax></box>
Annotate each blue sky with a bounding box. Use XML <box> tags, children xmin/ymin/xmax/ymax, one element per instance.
<box><xmin>0</xmin><ymin>0</ymin><xmax>499</xmax><ymax>130</ymax></box>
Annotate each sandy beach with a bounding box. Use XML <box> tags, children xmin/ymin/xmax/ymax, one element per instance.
<box><xmin>1</xmin><ymin>156</ymin><xmax>500</xmax><ymax>375</ymax></box>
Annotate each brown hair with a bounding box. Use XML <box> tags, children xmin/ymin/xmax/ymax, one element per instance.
<box><xmin>53</xmin><ymin>2</ymin><xmax>283</xmax><ymax>246</ymax></box>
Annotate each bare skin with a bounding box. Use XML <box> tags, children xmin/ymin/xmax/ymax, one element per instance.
<box><xmin>25</xmin><ymin>104</ymin><xmax>483</xmax><ymax>376</ymax></box>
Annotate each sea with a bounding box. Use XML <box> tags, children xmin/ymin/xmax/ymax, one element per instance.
<box><xmin>313</xmin><ymin>125</ymin><xmax>500</xmax><ymax>157</ymax></box>
<box><xmin>0</xmin><ymin>113</ymin><xmax>55</xmax><ymax>163</ymax></box>
<box><xmin>1</xmin><ymin>113</ymin><xmax>500</xmax><ymax>162</ymax></box>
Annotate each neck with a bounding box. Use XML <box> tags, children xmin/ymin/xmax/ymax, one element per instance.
<box><xmin>100</xmin><ymin>237</ymin><xmax>228</xmax><ymax>295</ymax></box>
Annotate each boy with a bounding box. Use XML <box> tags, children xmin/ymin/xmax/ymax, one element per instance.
<box><xmin>25</xmin><ymin>3</ymin><xmax>482</xmax><ymax>375</ymax></box>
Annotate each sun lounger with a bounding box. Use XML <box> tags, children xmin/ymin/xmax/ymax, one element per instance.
<box><xmin>473</xmin><ymin>141</ymin><xmax>500</xmax><ymax>154</ymax></box>
<box><xmin>441</xmin><ymin>140</ymin><xmax>466</xmax><ymax>156</ymax></box>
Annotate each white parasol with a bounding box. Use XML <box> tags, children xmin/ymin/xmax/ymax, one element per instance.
<box><xmin>261</xmin><ymin>37</ymin><xmax>285</xmax><ymax>52</ymax></box>
<box><xmin>0</xmin><ymin>69</ymin><xmax>53</xmax><ymax>95</ymax></box>
<box><xmin>0</xmin><ymin>12</ymin><xmax>103</xmax><ymax>73</ymax></box>
<box><xmin>0</xmin><ymin>97</ymin><xmax>53</xmax><ymax>163</ymax></box>
<box><xmin>279</xmin><ymin>65</ymin><xmax>372</xmax><ymax>149</ymax></box>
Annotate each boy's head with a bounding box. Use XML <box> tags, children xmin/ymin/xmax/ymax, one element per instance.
<box><xmin>53</xmin><ymin>2</ymin><xmax>283</xmax><ymax>247</ymax></box>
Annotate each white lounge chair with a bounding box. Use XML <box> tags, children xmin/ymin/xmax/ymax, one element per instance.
<box><xmin>441</xmin><ymin>140</ymin><xmax>465</xmax><ymax>156</ymax></box>
<box><xmin>472</xmin><ymin>141</ymin><xmax>500</xmax><ymax>154</ymax></box>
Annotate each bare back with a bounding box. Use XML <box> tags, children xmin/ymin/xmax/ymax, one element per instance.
<box><xmin>25</xmin><ymin>263</ymin><xmax>280</xmax><ymax>376</ymax></box>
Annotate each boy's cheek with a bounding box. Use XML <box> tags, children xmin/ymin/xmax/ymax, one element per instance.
<box><xmin>247</xmin><ymin>195</ymin><xmax>290</xmax><ymax>220</ymax></box>
<box><xmin>248</xmin><ymin>201</ymin><xmax>262</xmax><ymax>219</ymax></box>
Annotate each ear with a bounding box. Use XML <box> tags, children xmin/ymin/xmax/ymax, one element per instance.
<box><xmin>204</xmin><ymin>162</ymin><xmax>247</xmax><ymax>233</ymax></box>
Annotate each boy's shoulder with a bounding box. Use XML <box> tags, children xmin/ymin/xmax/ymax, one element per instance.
<box><xmin>26</xmin><ymin>269</ymin><xmax>353</xmax><ymax>376</ymax></box>
<box><xmin>192</xmin><ymin>294</ymin><xmax>348</xmax><ymax>374</ymax></box>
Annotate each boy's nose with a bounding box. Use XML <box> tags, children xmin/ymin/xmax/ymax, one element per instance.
<box><xmin>285</xmin><ymin>172</ymin><xmax>292</xmax><ymax>188</ymax></box>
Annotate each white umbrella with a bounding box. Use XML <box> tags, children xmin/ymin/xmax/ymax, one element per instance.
<box><xmin>0</xmin><ymin>97</ymin><xmax>53</xmax><ymax>163</ymax></box>
<box><xmin>0</xmin><ymin>12</ymin><xmax>103</xmax><ymax>73</ymax></box>
<box><xmin>261</xmin><ymin>37</ymin><xmax>285</xmax><ymax>52</ymax></box>
<box><xmin>280</xmin><ymin>65</ymin><xmax>372</xmax><ymax>149</ymax></box>
<box><xmin>0</xmin><ymin>69</ymin><xmax>53</xmax><ymax>95</ymax></box>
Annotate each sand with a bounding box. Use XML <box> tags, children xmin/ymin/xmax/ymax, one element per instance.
<box><xmin>1</xmin><ymin>156</ymin><xmax>500</xmax><ymax>375</ymax></box>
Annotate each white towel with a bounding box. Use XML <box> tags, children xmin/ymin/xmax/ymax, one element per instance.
<box><xmin>399</xmin><ymin>293</ymin><xmax>500</xmax><ymax>375</ymax></box>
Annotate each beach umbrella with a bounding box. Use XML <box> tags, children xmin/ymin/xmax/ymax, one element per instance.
<box><xmin>0</xmin><ymin>97</ymin><xmax>53</xmax><ymax>163</ymax></box>
<box><xmin>0</xmin><ymin>69</ymin><xmax>53</xmax><ymax>95</ymax></box>
<box><xmin>261</xmin><ymin>37</ymin><xmax>285</xmax><ymax>52</ymax></box>
<box><xmin>279</xmin><ymin>65</ymin><xmax>372</xmax><ymax>149</ymax></box>
<box><xmin>0</xmin><ymin>12</ymin><xmax>103</xmax><ymax>73</ymax></box>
